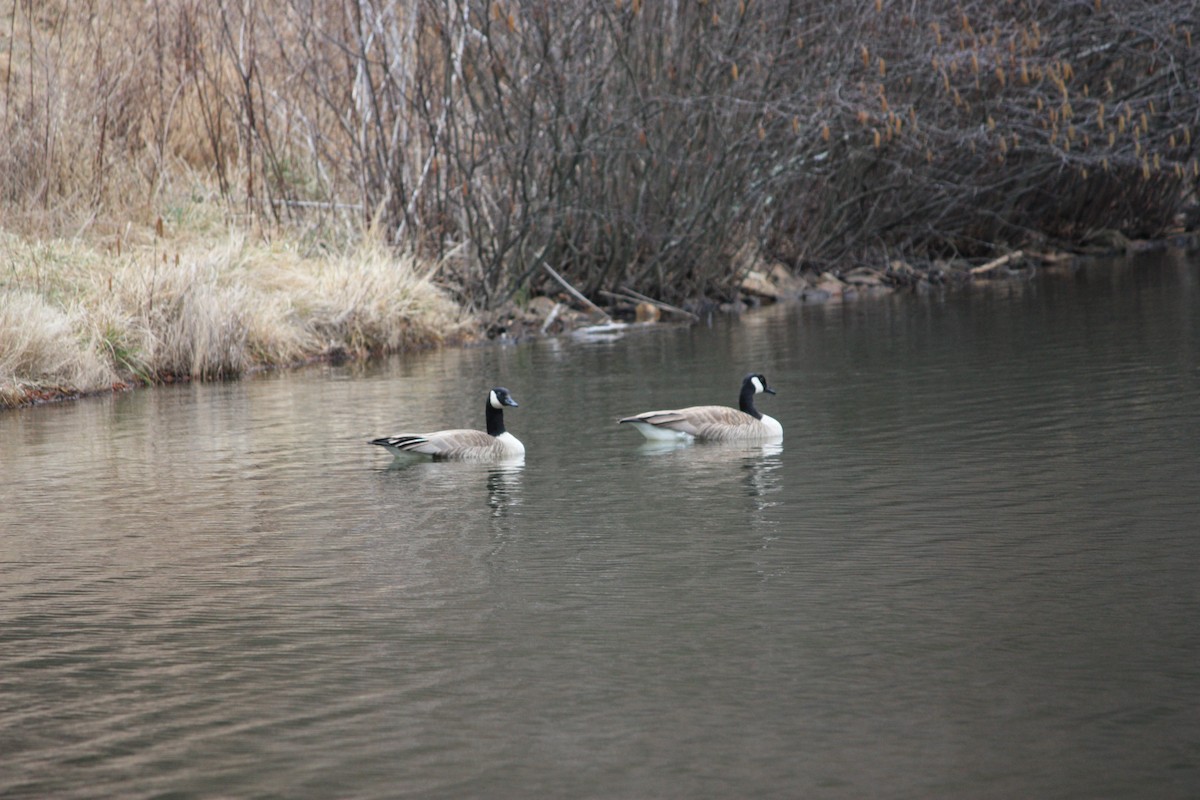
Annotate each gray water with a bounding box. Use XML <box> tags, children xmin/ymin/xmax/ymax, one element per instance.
<box><xmin>2</xmin><ymin>251</ymin><xmax>1199</xmax><ymax>799</ymax></box>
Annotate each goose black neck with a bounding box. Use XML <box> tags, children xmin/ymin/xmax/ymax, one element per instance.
<box><xmin>739</xmin><ymin>382</ymin><xmax>762</xmax><ymax>420</ymax></box>
<box><xmin>485</xmin><ymin>401</ymin><xmax>507</xmax><ymax>436</ymax></box>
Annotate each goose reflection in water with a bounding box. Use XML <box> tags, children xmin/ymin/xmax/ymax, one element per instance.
<box><xmin>376</xmin><ymin>456</ymin><xmax>525</xmax><ymax>518</ymax></box>
<box><xmin>485</xmin><ymin>462</ymin><xmax>524</xmax><ymax>517</ymax></box>
<box><xmin>635</xmin><ymin>439</ymin><xmax>784</xmax><ymax>505</ymax></box>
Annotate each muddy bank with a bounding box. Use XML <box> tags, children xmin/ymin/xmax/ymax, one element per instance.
<box><xmin>479</xmin><ymin>236</ymin><xmax>1200</xmax><ymax>342</ymax></box>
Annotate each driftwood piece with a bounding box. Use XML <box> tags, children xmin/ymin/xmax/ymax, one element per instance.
<box><xmin>539</xmin><ymin>302</ymin><xmax>563</xmax><ymax>334</ymax></box>
<box><xmin>970</xmin><ymin>250</ymin><xmax>1024</xmax><ymax>275</ymax></box>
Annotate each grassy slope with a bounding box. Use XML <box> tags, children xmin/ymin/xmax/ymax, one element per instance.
<box><xmin>0</xmin><ymin>206</ymin><xmax>464</xmax><ymax>408</ymax></box>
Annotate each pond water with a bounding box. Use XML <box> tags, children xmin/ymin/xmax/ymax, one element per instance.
<box><xmin>2</xmin><ymin>250</ymin><xmax>1199</xmax><ymax>799</ymax></box>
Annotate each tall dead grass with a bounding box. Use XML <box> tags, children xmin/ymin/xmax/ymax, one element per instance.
<box><xmin>0</xmin><ymin>291</ymin><xmax>116</xmax><ymax>406</ymax></box>
<box><xmin>0</xmin><ymin>227</ymin><xmax>462</xmax><ymax>407</ymax></box>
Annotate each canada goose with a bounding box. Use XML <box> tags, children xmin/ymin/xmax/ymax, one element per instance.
<box><xmin>370</xmin><ymin>387</ymin><xmax>525</xmax><ymax>461</ymax></box>
<box><xmin>618</xmin><ymin>373</ymin><xmax>783</xmax><ymax>442</ymax></box>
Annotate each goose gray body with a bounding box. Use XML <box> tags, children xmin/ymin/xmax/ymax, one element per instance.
<box><xmin>619</xmin><ymin>374</ymin><xmax>782</xmax><ymax>443</ymax></box>
<box><xmin>371</xmin><ymin>387</ymin><xmax>525</xmax><ymax>461</ymax></box>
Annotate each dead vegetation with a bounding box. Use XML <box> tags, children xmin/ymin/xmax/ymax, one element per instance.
<box><xmin>0</xmin><ymin>228</ymin><xmax>462</xmax><ymax>407</ymax></box>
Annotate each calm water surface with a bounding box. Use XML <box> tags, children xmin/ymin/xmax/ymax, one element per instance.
<box><xmin>2</xmin><ymin>252</ymin><xmax>1199</xmax><ymax>799</ymax></box>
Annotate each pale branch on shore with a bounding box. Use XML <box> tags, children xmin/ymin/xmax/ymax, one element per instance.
<box><xmin>970</xmin><ymin>251</ymin><xmax>1025</xmax><ymax>276</ymax></box>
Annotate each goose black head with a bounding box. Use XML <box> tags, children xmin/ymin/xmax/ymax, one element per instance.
<box><xmin>746</xmin><ymin>373</ymin><xmax>775</xmax><ymax>395</ymax></box>
<box><xmin>489</xmin><ymin>387</ymin><xmax>519</xmax><ymax>409</ymax></box>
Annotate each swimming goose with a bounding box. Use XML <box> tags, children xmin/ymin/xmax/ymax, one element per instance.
<box><xmin>618</xmin><ymin>373</ymin><xmax>783</xmax><ymax>442</ymax></box>
<box><xmin>370</xmin><ymin>387</ymin><xmax>525</xmax><ymax>461</ymax></box>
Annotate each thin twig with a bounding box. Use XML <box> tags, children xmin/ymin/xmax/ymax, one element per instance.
<box><xmin>3</xmin><ymin>0</ymin><xmax>16</xmax><ymax>126</ymax></box>
<box><xmin>269</xmin><ymin>199</ymin><xmax>364</xmax><ymax>211</ymax></box>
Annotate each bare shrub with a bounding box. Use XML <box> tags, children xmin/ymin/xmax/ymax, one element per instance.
<box><xmin>3</xmin><ymin>0</ymin><xmax>1196</xmax><ymax>309</ymax></box>
<box><xmin>758</xmin><ymin>0</ymin><xmax>1199</xmax><ymax>267</ymax></box>
<box><xmin>263</xmin><ymin>0</ymin><xmax>1196</xmax><ymax>303</ymax></box>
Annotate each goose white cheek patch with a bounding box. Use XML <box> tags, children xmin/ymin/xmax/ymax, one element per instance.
<box><xmin>489</xmin><ymin>390</ymin><xmax>501</xmax><ymax>409</ymax></box>
<box><xmin>751</xmin><ymin>376</ymin><xmax>765</xmax><ymax>394</ymax></box>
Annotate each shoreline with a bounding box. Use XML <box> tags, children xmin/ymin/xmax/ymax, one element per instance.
<box><xmin>6</xmin><ymin>236</ymin><xmax>1195</xmax><ymax>411</ymax></box>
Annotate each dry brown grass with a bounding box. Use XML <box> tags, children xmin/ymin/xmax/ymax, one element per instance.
<box><xmin>0</xmin><ymin>290</ymin><xmax>117</xmax><ymax>406</ymax></box>
<box><xmin>0</xmin><ymin>218</ymin><xmax>463</xmax><ymax>408</ymax></box>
